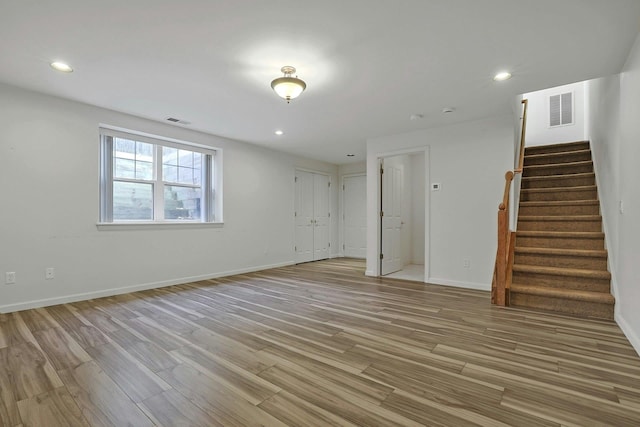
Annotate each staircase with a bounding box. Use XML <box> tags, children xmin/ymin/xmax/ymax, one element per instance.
<box><xmin>510</xmin><ymin>141</ymin><xmax>615</xmax><ymax>320</ymax></box>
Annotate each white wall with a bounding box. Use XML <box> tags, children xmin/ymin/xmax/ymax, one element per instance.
<box><xmin>0</xmin><ymin>83</ymin><xmax>338</xmax><ymax>312</ymax></box>
<box><xmin>587</xmin><ymin>33</ymin><xmax>640</xmax><ymax>355</ymax></box>
<box><xmin>524</xmin><ymin>82</ymin><xmax>587</xmax><ymax>147</ymax></box>
<box><xmin>338</xmin><ymin>161</ymin><xmax>366</xmax><ymax>176</ymax></box>
<box><xmin>366</xmin><ymin>115</ymin><xmax>514</xmax><ymax>290</ymax></box>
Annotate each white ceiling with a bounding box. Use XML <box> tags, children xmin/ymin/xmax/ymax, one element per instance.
<box><xmin>1</xmin><ymin>1</ymin><xmax>639</xmax><ymax>164</ymax></box>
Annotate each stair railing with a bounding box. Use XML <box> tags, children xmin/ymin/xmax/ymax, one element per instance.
<box><xmin>492</xmin><ymin>99</ymin><xmax>528</xmax><ymax>306</ymax></box>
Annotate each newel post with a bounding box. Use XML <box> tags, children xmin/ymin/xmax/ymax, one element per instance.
<box><xmin>496</xmin><ymin>203</ymin><xmax>508</xmax><ymax>306</ymax></box>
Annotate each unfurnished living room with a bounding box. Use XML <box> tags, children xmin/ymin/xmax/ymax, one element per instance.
<box><xmin>2</xmin><ymin>1</ymin><xmax>640</xmax><ymax>426</ymax></box>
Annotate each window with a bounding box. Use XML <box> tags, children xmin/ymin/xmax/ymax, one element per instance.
<box><xmin>549</xmin><ymin>92</ymin><xmax>573</xmax><ymax>127</ymax></box>
<box><xmin>99</xmin><ymin>128</ymin><xmax>219</xmax><ymax>223</ymax></box>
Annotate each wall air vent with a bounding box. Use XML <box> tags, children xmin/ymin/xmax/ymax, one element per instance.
<box><xmin>166</xmin><ymin>117</ymin><xmax>191</xmax><ymax>125</ymax></box>
<box><xmin>549</xmin><ymin>92</ymin><xmax>573</xmax><ymax>127</ymax></box>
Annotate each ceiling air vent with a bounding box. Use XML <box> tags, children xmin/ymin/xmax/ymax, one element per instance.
<box><xmin>166</xmin><ymin>117</ymin><xmax>191</xmax><ymax>125</ymax></box>
<box><xmin>549</xmin><ymin>92</ymin><xmax>573</xmax><ymax>127</ymax></box>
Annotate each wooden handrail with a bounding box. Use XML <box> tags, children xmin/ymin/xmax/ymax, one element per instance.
<box><xmin>514</xmin><ymin>99</ymin><xmax>529</xmax><ymax>173</ymax></box>
<box><xmin>492</xmin><ymin>99</ymin><xmax>528</xmax><ymax>307</ymax></box>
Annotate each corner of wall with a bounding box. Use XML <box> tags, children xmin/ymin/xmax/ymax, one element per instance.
<box><xmin>616</xmin><ymin>312</ymin><xmax>640</xmax><ymax>357</ymax></box>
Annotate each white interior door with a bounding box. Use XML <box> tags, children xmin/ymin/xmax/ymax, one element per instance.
<box><xmin>381</xmin><ymin>161</ymin><xmax>403</xmax><ymax>275</ymax></box>
<box><xmin>313</xmin><ymin>173</ymin><xmax>330</xmax><ymax>261</ymax></box>
<box><xmin>344</xmin><ymin>175</ymin><xmax>367</xmax><ymax>258</ymax></box>
<box><xmin>295</xmin><ymin>170</ymin><xmax>314</xmax><ymax>263</ymax></box>
<box><xmin>295</xmin><ymin>170</ymin><xmax>330</xmax><ymax>263</ymax></box>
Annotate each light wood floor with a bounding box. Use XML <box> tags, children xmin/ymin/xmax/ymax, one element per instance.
<box><xmin>1</xmin><ymin>258</ymin><xmax>640</xmax><ymax>426</ymax></box>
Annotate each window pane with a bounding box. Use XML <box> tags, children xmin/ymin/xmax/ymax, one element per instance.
<box><xmin>178</xmin><ymin>150</ymin><xmax>193</xmax><ymax>168</ymax></box>
<box><xmin>163</xmin><ymin>147</ymin><xmax>178</xmax><ymax>166</ymax></box>
<box><xmin>113</xmin><ymin>181</ymin><xmax>153</xmax><ymax>220</ymax></box>
<box><xmin>164</xmin><ymin>185</ymin><xmax>201</xmax><ymax>220</ymax></box>
<box><xmin>135</xmin><ymin>160</ymin><xmax>153</xmax><ymax>180</ymax></box>
<box><xmin>114</xmin><ymin>138</ymin><xmax>135</xmax><ymax>158</ymax></box>
<box><xmin>193</xmin><ymin>154</ymin><xmax>202</xmax><ymax>185</ymax></box>
<box><xmin>136</xmin><ymin>141</ymin><xmax>153</xmax><ymax>162</ymax></box>
<box><xmin>163</xmin><ymin>164</ymin><xmax>178</xmax><ymax>182</ymax></box>
<box><xmin>114</xmin><ymin>158</ymin><xmax>135</xmax><ymax>179</ymax></box>
<box><xmin>178</xmin><ymin>166</ymin><xmax>193</xmax><ymax>184</ymax></box>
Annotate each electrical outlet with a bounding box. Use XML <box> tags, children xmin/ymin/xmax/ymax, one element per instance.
<box><xmin>463</xmin><ymin>259</ymin><xmax>470</xmax><ymax>269</ymax></box>
<box><xmin>5</xmin><ymin>272</ymin><xmax>16</xmax><ymax>284</ymax></box>
<box><xmin>45</xmin><ymin>267</ymin><xmax>55</xmax><ymax>280</ymax></box>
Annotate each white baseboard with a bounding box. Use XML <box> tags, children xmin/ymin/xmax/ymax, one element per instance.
<box><xmin>0</xmin><ymin>260</ymin><xmax>295</xmax><ymax>314</ymax></box>
<box><xmin>616</xmin><ymin>312</ymin><xmax>640</xmax><ymax>357</ymax></box>
<box><xmin>365</xmin><ymin>270</ymin><xmax>376</xmax><ymax>277</ymax></box>
<box><xmin>427</xmin><ymin>277</ymin><xmax>491</xmax><ymax>291</ymax></box>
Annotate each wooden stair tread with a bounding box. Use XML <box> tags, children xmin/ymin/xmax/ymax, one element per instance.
<box><xmin>512</xmin><ymin>264</ymin><xmax>611</xmax><ymax>279</ymax></box>
<box><xmin>524</xmin><ymin>160</ymin><xmax>593</xmax><ymax>169</ymax></box>
<box><xmin>518</xmin><ymin>215</ymin><xmax>601</xmax><ymax>221</ymax></box>
<box><xmin>510</xmin><ymin>284</ymin><xmax>614</xmax><ymax>304</ymax></box>
<box><xmin>519</xmin><ymin>200</ymin><xmax>599</xmax><ymax>206</ymax></box>
<box><xmin>516</xmin><ymin>230</ymin><xmax>604</xmax><ymax>238</ymax></box>
<box><xmin>524</xmin><ymin>141</ymin><xmax>589</xmax><ymax>153</ymax></box>
<box><xmin>524</xmin><ymin>149</ymin><xmax>591</xmax><ymax>160</ymax></box>
<box><xmin>521</xmin><ymin>172</ymin><xmax>594</xmax><ymax>181</ymax></box>
<box><xmin>514</xmin><ymin>247</ymin><xmax>607</xmax><ymax>258</ymax></box>
<box><xmin>520</xmin><ymin>185</ymin><xmax>596</xmax><ymax>193</ymax></box>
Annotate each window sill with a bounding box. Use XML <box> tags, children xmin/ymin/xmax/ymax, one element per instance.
<box><xmin>96</xmin><ymin>221</ymin><xmax>224</xmax><ymax>231</ymax></box>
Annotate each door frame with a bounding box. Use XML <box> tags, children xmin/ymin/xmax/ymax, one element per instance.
<box><xmin>375</xmin><ymin>147</ymin><xmax>430</xmax><ymax>280</ymax></box>
<box><xmin>293</xmin><ymin>167</ymin><xmax>332</xmax><ymax>262</ymax></box>
<box><xmin>340</xmin><ymin>172</ymin><xmax>366</xmax><ymax>258</ymax></box>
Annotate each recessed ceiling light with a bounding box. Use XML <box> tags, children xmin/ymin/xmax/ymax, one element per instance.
<box><xmin>442</xmin><ymin>107</ymin><xmax>455</xmax><ymax>113</ymax></box>
<box><xmin>347</xmin><ymin>154</ymin><xmax>355</xmax><ymax>157</ymax></box>
<box><xmin>50</xmin><ymin>61</ymin><xmax>73</xmax><ymax>73</ymax></box>
<box><xmin>493</xmin><ymin>71</ymin><xmax>512</xmax><ymax>81</ymax></box>
<box><xmin>275</xmin><ymin>130</ymin><xmax>284</xmax><ymax>135</ymax></box>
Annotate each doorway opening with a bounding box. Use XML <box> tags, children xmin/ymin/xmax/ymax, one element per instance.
<box><xmin>342</xmin><ymin>173</ymin><xmax>367</xmax><ymax>259</ymax></box>
<box><xmin>379</xmin><ymin>151</ymin><xmax>427</xmax><ymax>282</ymax></box>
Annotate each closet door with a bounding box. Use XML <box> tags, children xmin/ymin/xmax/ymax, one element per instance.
<box><xmin>313</xmin><ymin>173</ymin><xmax>330</xmax><ymax>261</ymax></box>
<box><xmin>295</xmin><ymin>170</ymin><xmax>314</xmax><ymax>263</ymax></box>
<box><xmin>294</xmin><ymin>170</ymin><xmax>331</xmax><ymax>263</ymax></box>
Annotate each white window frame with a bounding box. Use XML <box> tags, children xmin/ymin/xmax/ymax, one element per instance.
<box><xmin>99</xmin><ymin>126</ymin><xmax>222</xmax><ymax>225</ymax></box>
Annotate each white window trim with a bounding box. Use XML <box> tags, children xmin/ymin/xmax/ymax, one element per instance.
<box><xmin>98</xmin><ymin>126</ymin><xmax>223</xmax><ymax>226</ymax></box>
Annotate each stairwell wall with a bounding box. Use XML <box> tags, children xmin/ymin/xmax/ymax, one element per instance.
<box><xmin>587</xmin><ymin>32</ymin><xmax>640</xmax><ymax>355</ymax></box>
<box><xmin>524</xmin><ymin>82</ymin><xmax>587</xmax><ymax>147</ymax></box>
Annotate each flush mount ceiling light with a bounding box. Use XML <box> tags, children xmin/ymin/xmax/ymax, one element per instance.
<box><xmin>271</xmin><ymin>66</ymin><xmax>306</xmax><ymax>103</ymax></box>
<box><xmin>275</xmin><ymin>130</ymin><xmax>284</xmax><ymax>135</ymax></box>
<box><xmin>50</xmin><ymin>61</ymin><xmax>73</xmax><ymax>73</ymax></box>
<box><xmin>493</xmin><ymin>71</ymin><xmax>512</xmax><ymax>81</ymax></box>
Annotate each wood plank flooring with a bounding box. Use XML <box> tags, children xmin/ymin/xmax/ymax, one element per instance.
<box><xmin>1</xmin><ymin>258</ymin><xmax>640</xmax><ymax>426</ymax></box>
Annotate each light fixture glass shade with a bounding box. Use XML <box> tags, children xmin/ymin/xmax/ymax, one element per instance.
<box><xmin>271</xmin><ymin>66</ymin><xmax>306</xmax><ymax>102</ymax></box>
